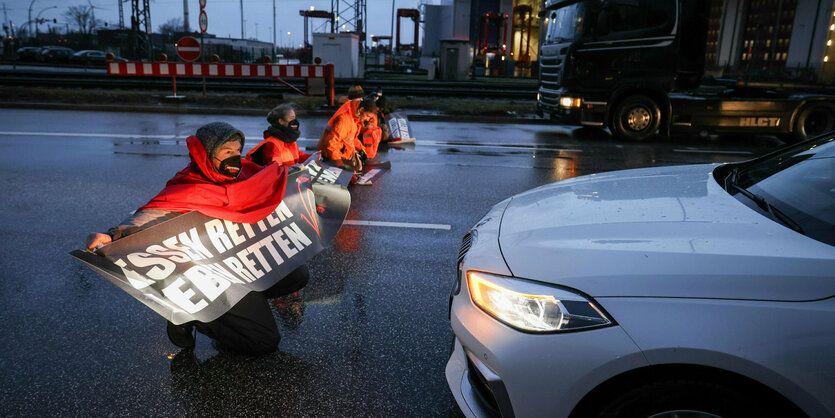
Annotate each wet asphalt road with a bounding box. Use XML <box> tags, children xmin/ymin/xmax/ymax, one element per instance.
<box><xmin>0</xmin><ymin>108</ymin><xmax>785</xmax><ymax>417</ymax></box>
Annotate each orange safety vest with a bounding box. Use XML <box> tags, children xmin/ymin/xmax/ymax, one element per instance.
<box><xmin>246</xmin><ymin>132</ymin><xmax>305</xmax><ymax>167</ymax></box>
<box><xmin>318</xmin><ymin>99</ymin><xmax>364</xmax><ymax>162</ymax></box>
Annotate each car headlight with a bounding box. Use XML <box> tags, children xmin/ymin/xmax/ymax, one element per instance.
<box><xmin>466</xmin><ymin>271</ymin><xmax>612</xmax><ymax>333</ymax></box>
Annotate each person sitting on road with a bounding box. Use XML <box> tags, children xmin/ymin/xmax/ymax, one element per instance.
<box><xmin>246</xmin><ymin>103</ymin><xmax>310</xmax><ymax>167</ymax></box>
<box><xmin>336</xmin><ymin>85</ymin><xmax>366</xmax><ymax>106</ymax></box>
<box><xmin>85</xmin><ymin>121</ymin><xmax>309</xmax><ymax>356</ymax></box>
<box><xmin>317</xmin><ymin>94</ymin><xmax>378</xmax><ymax>170</ymax></box>
<box><xmin>359</xmin><ymin>92</ymin><xmax>385</xmax><ymax>159</ymax></box>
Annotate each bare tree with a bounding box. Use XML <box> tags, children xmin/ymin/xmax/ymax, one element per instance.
<box><xmin>158</xmin><ymin>17</ymin><xmax>184</xmax><ymax>41</ymax></box>
<box><xmin>64</xmin><ymin>5</ymin><xmax>96</xmax><ymax>35</ymax></box>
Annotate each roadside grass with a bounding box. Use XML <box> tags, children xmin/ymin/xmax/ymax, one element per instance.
<box><xmin>0</xmin><ymin>86</ymin><xmax>536</xmax><ymax>116</ymax></box>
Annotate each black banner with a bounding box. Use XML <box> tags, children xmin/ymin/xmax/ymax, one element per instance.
<box><xmin>303</xmin><ymin>152</ymin><xmax>391</xmax><ymax>186</ymax></box>
<box><xmin>70</xmin><ymin>169</ymin><xmax>350</xmax><ymax>325</ymax></box>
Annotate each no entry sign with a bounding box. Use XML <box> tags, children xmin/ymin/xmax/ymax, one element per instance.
<box><xmin>176</xmin><ymin>36</ymin><xmax>201</xmax><ymax>62</ymax></box>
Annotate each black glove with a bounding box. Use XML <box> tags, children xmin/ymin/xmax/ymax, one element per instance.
<box><xmin>357</xmin><ymin>149</ymin><xmax>368</xmax><ymax>163</ymax></box>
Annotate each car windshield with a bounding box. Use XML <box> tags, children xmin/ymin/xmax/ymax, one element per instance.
<box><xmin>544</xmin><ymin>2</ymin><xmax>586</xmax><ymax>44</ymax></box>
<box><xmin>727</xmin><ymin>136</ymin><xmax>835</xmax><ymax>246</ymax></box>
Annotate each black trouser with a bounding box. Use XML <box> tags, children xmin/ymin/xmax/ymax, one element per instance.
<box><xmin>194</xmin><ymin>265</ymin><xmax>309</xmax><ymax>355</ymax></box>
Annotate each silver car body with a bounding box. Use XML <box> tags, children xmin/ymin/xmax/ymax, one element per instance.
<box><xmin>446</xmin><ymin>163</ymin><xmax>835</xmax><ymax>417</ymax></box>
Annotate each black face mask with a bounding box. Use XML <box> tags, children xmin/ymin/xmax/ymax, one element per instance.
<box><xmin>218</xmin><ymin>155</ymin><xmax>242</xmax><ymax>177</ymax></box>
<box><xmin>288</xmin><ymin>119</ymin><xmax>300</xmax><ymax>130</ymax></box>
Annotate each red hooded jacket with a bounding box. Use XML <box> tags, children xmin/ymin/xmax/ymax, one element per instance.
<box><xmin>138</xmin><ymin>136</ymin><xmax>288</xmax><ymax>224</ymax></box>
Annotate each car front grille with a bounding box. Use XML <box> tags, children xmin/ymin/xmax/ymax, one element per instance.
<box><xmin>458</xmin><ymin>232</ymin><xmax>473</xmax><ymax>266</ymax></box>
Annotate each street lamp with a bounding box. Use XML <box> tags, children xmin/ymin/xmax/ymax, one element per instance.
<box><xmin>35</xmin><ymin>5</ymin><xmax>57</xmax><ymax>36</ymax></box>
<box><xmin>27</xmin><ymin>0</ymin><xmax>38</xmax><ymax>38</ymax></box>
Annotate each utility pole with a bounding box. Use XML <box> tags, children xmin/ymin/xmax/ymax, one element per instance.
<box><xmin>183</xmin><ymin>0</ymin><xmax>190</xmax><ymax>32</ymax></box>
<box><xmin>118</xmin><ymin>0</ymin><xmax>124</xmax><ymax>29</ymax></box>
<box><xmin>272</xmin><ymin>0</ymin><xmax>276</xmax><ymax>59</ymax></box>
<box><xmin>27</xmin><ymin>0</ymin><xmax>36</xmax><ymax>38</ymax></box>
<box><xmin>240</xmin><ymin>0</ymin><xmax>244</xmax><ymax>39</ymax></box>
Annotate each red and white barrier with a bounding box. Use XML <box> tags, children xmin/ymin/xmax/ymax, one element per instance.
<box><xmin>107</xmin><ymin>62</ymin><xmax>335</xmax><ymax>106</ymax></box>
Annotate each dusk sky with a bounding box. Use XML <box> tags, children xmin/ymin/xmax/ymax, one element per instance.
<box><xmin>4</xmin><ymin>0</ymin><xmax>424</xmax><ymax>47</ymax></box>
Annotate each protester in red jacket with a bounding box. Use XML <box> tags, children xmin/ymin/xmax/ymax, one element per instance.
<box><xmin>86</xmin><ymin>122</ymin><xmax>307</xmax><ymax>355</ymax></box>
<box><xmin>246</xmin><ymin>103</ymin><xmax>310</xmax><ymax>167</ymax></box>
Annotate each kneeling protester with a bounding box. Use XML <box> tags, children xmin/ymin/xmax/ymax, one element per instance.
<box><xmin>72</xmin><ymin>122</ymin><xmax>350</xmax><ymax>355</ymax></box>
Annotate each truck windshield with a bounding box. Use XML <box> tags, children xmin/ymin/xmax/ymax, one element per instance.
<box><xmin>544</xmin><ymin>2</ymin><xmax>586</xmax><ymax>44</ymax></box>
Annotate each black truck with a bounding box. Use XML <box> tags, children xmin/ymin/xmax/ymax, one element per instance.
<box><xmin>536</xmin><ymin>0</ymin><xmax>835</xmax><ymax>142</ymax></box>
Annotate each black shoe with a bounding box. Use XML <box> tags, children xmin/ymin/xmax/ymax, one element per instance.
<box><xmin>166</xmin><ymin>320</ymin><xmax>196</xmax><ymax>348</ymax></box>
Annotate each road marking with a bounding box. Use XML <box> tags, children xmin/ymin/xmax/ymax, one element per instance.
<box><xmin>343</xmin><ymin>220</ymin><xmax>451</xmax><ymax>230</ymax></box>
<box><xmin>418</xmin><ymin>139</ymin><xmax>582</xmax><ymax>153</ymax></box>
<box><xmin>0</xmin><ymin>131</ymin><xmax>185</xmax><ymax>139</ymax></box>
<box><xmin>673</xmin><ymin>148</ymin><xmax>753</xmax><ymax>155</ymax></box>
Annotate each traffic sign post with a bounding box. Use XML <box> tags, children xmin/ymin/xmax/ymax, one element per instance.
<box><xmin>199</xmin><ymin>1</ymin><xmax>207</xmax><ymax>95</ymax></box>
<box><xmin>176</xmin><ymin>36</ymin><xmax>201</xmax><ymax>62</ymax></box>
<box><xmin>199</xmin><ymin>11</ymin><xmax>208</xmax><ymax>33</ymax></box>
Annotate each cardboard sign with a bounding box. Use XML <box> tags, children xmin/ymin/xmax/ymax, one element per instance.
<box><xmin>70</xmin><ymin>170</ymin><xmax>350</xmax><ymax>325</ymax></box>
<box><xmin>385</xmin><ymin>112</ymin><xmax>414</xmax><ymax>142</ymax></box>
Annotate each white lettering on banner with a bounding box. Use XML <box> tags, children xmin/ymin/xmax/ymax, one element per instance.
<box><xmin>275</xmin><ymin>201</ymin><xmax>293</xmax><ymax>222</ymax></box>
<box><xmin>204</xmin><ymin>263</ymin><xmax>247</xmax><ymax>284</ymax></box>
<box><xmin>114</xmin><ymin>258</ymin><xmax>155</xmax><ymax>289</ymax></box>
<box><xmin>162</xmin><ymin>277</ymin><xmax>208</xmax><ymax>313</ymax></box>
<box><xmin>272</xmin><ymin>228</ymin><xmax>297</xmax><ymax>258</ymax></box>
<box><xmin>256</xmin><ymin>219</ymin><xmax>268</xmax><ymax>233</ymax></box>
<box><xmin>126</xmin><ymin>252</ymin><xmax>176</xmax><ymax>281</ymax></box>
<box><xmin>356</xmin><ymin>169</ymin><xmax>380</xmax><ymax>184</ymax></box>
<box><xmin>246</xmin><ymin>239</ymin><xmax>273</xmax><ymax>273</ymax></box>
<box><xmin>241</xmin><ymin>223</ymin><xmax>256</xmax><ymax>239</ymax></box>
<box><xmin>222</xmin><ymin>256</ymin><xmax>257</xmax><ymax>282</ymax></box>
<box><xmin>307</xmin><ymin>163</ymin><xmax>339</xmax><ymax>183</ymax></box>
<box><xmin>259</xmin><ymin>236</ymin><xmax>285</xmax><ymax>267</ymax></box>
<box><xmin>284</xmin><ymin>222</ymin><xmax>312</xmax><ymax>249</ymax></box>
<box><xmin>223</xmin><ymin>220</ymin><xmax>247</xmax><ymax>246</ymax></box>
<box><xmin>146</xmin><ymin>244</ymin><xmax>191</xmax><ymax>263</ymax></box>
<box><xmin>205</xmin><ymin>219</ymin><xmax>232</xmax><ymax>253</ymax></box>
<box><xmin>236</xmin><ymin>248</ymin><xmax>265</xmax><ymax>279</ymax></box>
<box><xmin>162</xmin><ymin>235</ymin><xmax>204</xmax><ymax>261</ymax></box>
<box><xmin>183</xmin><ymin>265</ymin><xmax>230</xmax><ymax>301</ymax></box>
<box><xmin>177</xmin><ymin>227</ymin><xmax>213</xmax><ymax>259</ymax></box>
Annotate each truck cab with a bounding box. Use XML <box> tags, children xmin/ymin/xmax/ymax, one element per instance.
<box><xmin>537</xmin><ymin>0</ymin><xmax>835</xmax><ymax>142</ymax></box>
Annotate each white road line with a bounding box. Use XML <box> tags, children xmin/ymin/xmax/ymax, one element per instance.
<box><xmin>0</xmin><ymin>131</ymin><xmax>275</xmax><ymax>140</ymax></box>
<box><xmin>0</xmin><ymin>131</ymin><xmax>183</xmax><ymax>139</ymax></box>
<box><xmin>673</xmin><ymin>148</ymin><xmax>753</xmax><ymax>155</ymax></box>
<box><xmin>343</xmin><ymin>219</ymin><xmax>451</xmax><ymax>230</ymax></box>
<box><xmin>418</xmin><ymin>139</ymin><xmax>582</xmax><ymax>153</ymax></box>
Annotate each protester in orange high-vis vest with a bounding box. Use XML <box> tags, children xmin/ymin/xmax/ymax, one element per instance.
<box><xmin>317</xmin><ymin>96</ymin><xmax>377</xmax><ymax>167</ymax></box>
<box><xmin>246</xmin><ymin>103</ymin><xmax>310</xmax><ymax>167</ymax></box>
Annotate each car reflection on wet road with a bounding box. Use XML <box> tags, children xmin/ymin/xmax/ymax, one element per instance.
<box><xmin>0</xmin><ymin>109</ymin><xmax>784</xmax><ymax>416</ymax></box>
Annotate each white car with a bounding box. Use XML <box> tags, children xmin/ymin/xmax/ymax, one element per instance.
<box><xmin>447</xmin><ymin>135</ymin><xmax>835</xmax><ymax>417</ymax></box>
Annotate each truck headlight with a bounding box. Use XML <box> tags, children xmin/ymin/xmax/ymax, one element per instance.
<box><xmin>466</xmin><ymin>271</ymin><xmax>612</xmax><ymax>332</ymax></box>
<box><xmin>559</xmin><ymin>97</ymin><xmax>582</xmax><ymax>108</ymax></box>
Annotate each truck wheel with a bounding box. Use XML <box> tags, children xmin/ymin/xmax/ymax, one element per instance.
<box><xmin>611</xmin><ymin>95</ymin><xmax>661</xmax><ymax>141</ymax></box>
<box><xmin>791</xmin><ymin>104</ymin><xmax>835</xmax><ymax>143</ymax></box>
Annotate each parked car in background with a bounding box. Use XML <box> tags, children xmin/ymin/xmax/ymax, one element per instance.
<box><xmin>70</xmin><ymin>50</ymin><xmax>127</xmax><ymax>66</ymax></box>
<box><xmin>37</xmin><ymin>46</ymin><xmax>75</xmax><ymax>63</ymax></box>
<box><xmin>447</xmin><ymin>134</ymin><xmax>835</xmax><ymax>417</ymax></box>
<box><xmin>15</xmin><ymin>46</ymin><xmax>43</xmax><ymax>61</ymax></box>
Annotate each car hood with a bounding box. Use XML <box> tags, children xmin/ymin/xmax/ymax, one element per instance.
<box><xmin>499</xmin><ymin>164</ymin><xmax>835</xmax><ymax>301</ymax></box>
